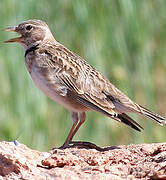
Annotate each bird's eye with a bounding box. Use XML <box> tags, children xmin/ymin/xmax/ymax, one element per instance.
<box><xmin>26</xmin><ymin>25</ymin><xmax>33</xmax><ymax>31</ymax></box>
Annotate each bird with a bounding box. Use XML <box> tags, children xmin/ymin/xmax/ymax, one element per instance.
<box><xmin>5</xmin><ymin>19</ymin><xmax>165</xmax><ymax>149</ymax></box>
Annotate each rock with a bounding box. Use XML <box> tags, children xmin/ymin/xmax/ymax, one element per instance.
<box><xmin>0</xmin><ymin>141</ymin><xmax>166</xmax><ymax>179</ymax></box>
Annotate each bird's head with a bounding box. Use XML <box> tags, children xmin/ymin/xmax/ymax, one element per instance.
<box><xmin>5</xmin><ymin>19</ymin><xmax>54</xmax><ymax>50</ymax></box>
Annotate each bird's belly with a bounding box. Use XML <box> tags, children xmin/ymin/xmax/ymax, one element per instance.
<box><xmin>27</xmin><ymin>64</ymin><xmax>87</xmax><ymax>112</ymax></box>
<box><xmin>30</xmin><ymin>68</ymin><xmax>59</xmax><ymax>100</ymax></box>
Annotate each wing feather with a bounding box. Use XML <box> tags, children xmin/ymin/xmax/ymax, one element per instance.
<box><xmin>40</xmin><ymin>43</ymin><xmax>141</xmax><ymax>115</ymax></box>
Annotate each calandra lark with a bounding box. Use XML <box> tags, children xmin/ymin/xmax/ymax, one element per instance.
<box><xmin>5</xmin><ymin>20</ymin><xmax>165</xmax><ymax>149</ymax></box>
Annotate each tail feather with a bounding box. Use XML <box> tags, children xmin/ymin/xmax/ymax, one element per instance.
<box><xmin>114</xmin><ymin>113</ymin><xmax>143</xmax><ymax>132</ymax></box>
<box><xmin>139</xmin><ymin>105</ymin><xmax>165</xmax><ymax>126</ymax></box>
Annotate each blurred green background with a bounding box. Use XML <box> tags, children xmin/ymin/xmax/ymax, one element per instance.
<box><xmin>0</xmin><ymin>0</ymin><xmax>166</xmax><ymax>151</ymax></box>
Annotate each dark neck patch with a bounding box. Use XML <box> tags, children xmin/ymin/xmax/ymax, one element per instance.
<box><xmin>25</xmin><ymin>44</ymin><xmax>39</xmax><ymax>57</ymax></box>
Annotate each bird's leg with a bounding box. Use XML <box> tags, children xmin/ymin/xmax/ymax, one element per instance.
<box><xmin>58</xmin><ymin>112</ymin><xmax>117</xmax><ymax>151</ymax></box>
<box><xmin>69</xmin><ymin>112</ymin><xmax>86</xmax><ymax>141</ymax></box>
<box><xmin>59</xmin><ymin>112</ymin><xmax>79</xmax><ymax>149</ymax></box>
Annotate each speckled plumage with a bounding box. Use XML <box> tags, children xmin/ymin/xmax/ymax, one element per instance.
<box><xmin>5</xmin><ymin>20</ymin><xmax>165</xmax><ymax>148</ymax></box>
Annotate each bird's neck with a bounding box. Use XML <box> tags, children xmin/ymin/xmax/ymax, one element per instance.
<box><xmin>21</xmin><ymin>37</ymin><xmax>57</xmax><ymax>51</ymax></box>
<box><xmin>20</xmin><ymin>41</ymin><xmax>41</xmax><ymax>51</ymax></box>
<box><xmin>24</xmin><ymin>43</ymin><xmax>39</xmax><ymax>57</ymax></box>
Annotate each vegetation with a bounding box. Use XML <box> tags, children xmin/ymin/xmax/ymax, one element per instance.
<box><xmin>0</xmin><ymin>0</ymin><xmax>166</xmax><ymax>151</ymax></box>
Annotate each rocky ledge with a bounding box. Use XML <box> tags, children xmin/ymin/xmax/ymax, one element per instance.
<box><xmin>0</xmin><ymin>141</ymin><xmax>166</xmax><ymax>179</ymax></box>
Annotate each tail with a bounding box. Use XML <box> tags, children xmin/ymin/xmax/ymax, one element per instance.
<box><xmin>139</xmin><ymin>105</ymin><xmax>165</xmax><ymax>126</ymax></box>
<box><xmin>113</xmin><ymin>113</ymin><xmax>143</xmax><ymax>132</ymax></box>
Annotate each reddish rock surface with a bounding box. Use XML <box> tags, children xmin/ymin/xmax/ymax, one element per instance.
<box><xmin>0</xmin><ymin>141</ymin><xmax>166</xmax><ymax>179</ymax></box>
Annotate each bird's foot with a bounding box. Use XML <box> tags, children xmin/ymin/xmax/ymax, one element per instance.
<box><xmin>69</xmin><ymin>141</ymin><xmax>119</xmax><ymax>151</ymax></box>
<box><xmin>52</xmin><ymin>141</ymin><xmax>120</xmax><ymax>153</ymax></box>
<box><xmin>58</xmin><ymin>141</ymin><xmax>120</xmax><ymax>152</ymax></box>
<box><xmin>52</xmin><ymin>143</ymin><xmax>70</xmax><ymax>153</ymax></box>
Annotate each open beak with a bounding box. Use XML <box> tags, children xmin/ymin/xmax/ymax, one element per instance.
<box><xmin>5</xmin><ymin>26</ymin><xmax>22</xmax><ymax>43</ymax></box>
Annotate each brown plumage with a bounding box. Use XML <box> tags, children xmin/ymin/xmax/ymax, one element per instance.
<box><xmin>5</xmin><ymin>20</ymin><xmax>165</xmax><ymax>149</ymax></box>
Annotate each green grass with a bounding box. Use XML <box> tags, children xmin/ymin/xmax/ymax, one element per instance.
<box><xmin>0</xmin><ymin>0</ymin><xmax>166</xmax><ymax>151</ymax></box>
